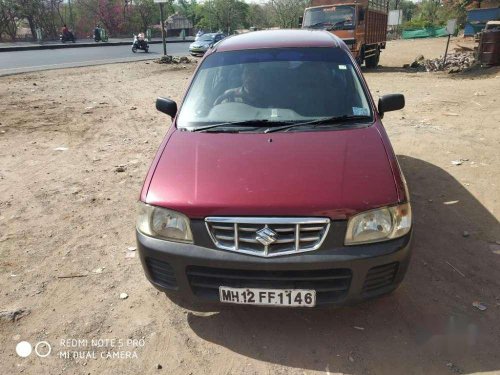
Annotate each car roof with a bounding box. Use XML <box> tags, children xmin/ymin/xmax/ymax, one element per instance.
<box><xmin>215</xmin><ymin>29</ymin><xmax>342</xmax><ymax>52</ymax></box>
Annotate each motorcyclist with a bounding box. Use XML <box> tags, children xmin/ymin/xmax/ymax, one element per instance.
<box><xmin>137</xmin><ymin>32</ymin><xmax>147</xmax><ymax>48</ymax></box>
<box><xmin>61</xmin><ymin>24</ymin><xmax>74</xmax><ymax>41</ymax></box>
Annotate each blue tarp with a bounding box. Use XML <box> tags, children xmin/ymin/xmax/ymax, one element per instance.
<box><xmin>466</xmin><ymin>8</ymin><xmax>500</xmax><ymax>23</ymax></box>
<box><xmin>464</xmin><ymin>8</ymin><xmax>500</xmax><ymax>36</ymax></box>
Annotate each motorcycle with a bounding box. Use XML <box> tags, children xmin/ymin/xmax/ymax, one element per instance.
<box><xmin>132</xmin><ymin>34</ymin><xmax>149</xmax><ymax>53</ymax></box>
<box><xmin>94</xmin><ymin>28</ymin><xmax>108</xmax><ymax>42</ymax></box>
<box><xmin>60</xmin><ymin>31</ymin><xmax>76</xmax><ymax>43</ymax></box>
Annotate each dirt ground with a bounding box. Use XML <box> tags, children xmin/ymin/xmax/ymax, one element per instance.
<box><xmin>1</xmin><ymin>37</ymin><xmax>499</xmax><ymax>375</ymax></box>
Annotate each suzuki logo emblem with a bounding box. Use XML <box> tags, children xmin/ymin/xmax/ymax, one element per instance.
<box><xmin>255</xmin><ymin>227</ymin><xmax>278</xmax><ymax>246</ymax></box>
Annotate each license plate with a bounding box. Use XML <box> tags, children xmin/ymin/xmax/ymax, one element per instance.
<box><xmin>219</xmin><ymin>287</ymin><xmax>316</xmax><ymax>307</ymax></box>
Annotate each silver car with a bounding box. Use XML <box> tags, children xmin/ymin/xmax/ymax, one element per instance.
<box><xmin>189</xmin><ymin>33</ymin><xmax>226</xmax><ymax>56</ymax></box>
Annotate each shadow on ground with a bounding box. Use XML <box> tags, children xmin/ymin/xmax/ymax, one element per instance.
<box><xmin>183</xmin><ymin>156</ymin><xmax>500</xmax><ymax>374</ymax></box>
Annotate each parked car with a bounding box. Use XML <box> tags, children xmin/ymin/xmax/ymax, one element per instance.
<box><xmin>189</xmin><ymin>32</ymin><xmax>225</xmax><ymax>56</ymax></box>
<box><xmin>137</xmin><ymin>29</ymin><xmax>412</xmax><ymax>308</ymax></box>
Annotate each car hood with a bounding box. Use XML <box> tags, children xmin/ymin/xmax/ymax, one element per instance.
<box><xmin>190</xmin><ymin>41</ymin><xmax>211</xmax><ymax>48</ymax></box>
<box><xmin>146</xmin><ymin>126</ymin><xmax>399</xmax><ymax>219</ymax></box>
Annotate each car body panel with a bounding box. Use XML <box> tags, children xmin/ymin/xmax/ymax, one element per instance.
<box><xmin>215</xmin><ymin>29</ymin><xmax>341</xmax><ymax>52</ymax></box>
<box><xmin>145</xmin><ymin>123</ymin><xmax>399</xmax><ymax>219</ymax></box>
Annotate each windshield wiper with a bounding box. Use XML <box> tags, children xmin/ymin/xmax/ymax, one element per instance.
<box><xmin>305</xmin><ymin>21</ymin><xmax>330</xmax><ymax>29</ymax></box>
<box><xmin>188</xmin><ymin>119</ymin><xmax>293</xmax><ymax>132</ymax></box>
<box><xmin>264</xmin><ymin>115</ymin><xmax>372</xmax><ymax>133</ymax></box>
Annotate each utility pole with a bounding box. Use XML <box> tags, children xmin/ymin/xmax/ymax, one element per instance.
<box><xmin>68</xmin><ymin>0</ymin><xmax>74</xmax><ymax>31</ymax></box>
<box><xmin>154</xmin><ymin>0</ymin><xmax>168</xmax><ymax>56</ymax></box>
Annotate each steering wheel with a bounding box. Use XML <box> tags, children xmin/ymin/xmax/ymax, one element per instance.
<box><xmin>213</xmin><ymin>92</ymin><xmax>235</xmax><ymax>106</ymax></box>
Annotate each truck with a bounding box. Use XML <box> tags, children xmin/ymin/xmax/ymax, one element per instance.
<box><xmin>301</xmin><ymin>0</ymin><xmax>389</xmax><ymax>68</ymax></box>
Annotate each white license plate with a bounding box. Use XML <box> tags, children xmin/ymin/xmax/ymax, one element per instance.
<box><xmin>219</xmin><ymin>287</ymin><xmax>316</xmax><ymax>307</ymax></box>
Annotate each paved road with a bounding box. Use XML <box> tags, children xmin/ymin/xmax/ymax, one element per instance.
<box><xmin>0</xmin><ymin>42</ymin><xmax>192</xmax><ymax>76</ymax></box>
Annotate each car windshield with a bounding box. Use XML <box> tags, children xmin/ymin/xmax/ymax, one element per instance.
<box><xmin>176</xmin><ymin>47</ymin><xmax>372</xmax><ymax>131</ymax></box>
<box><xmin>199</xmin><ymin>34</ymin><xmax>215</xmax><ymax>41</ymax></box>
<box><xmin>303</xmin><ymin>6</ymin><xmax>356</xmax><ymax>30</ymax></box>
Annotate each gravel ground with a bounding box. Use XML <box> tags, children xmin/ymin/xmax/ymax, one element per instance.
<box><xmin>0</xmin><ymin>38</ymin><xmax>499</xmax><ymax>375</ymax></box>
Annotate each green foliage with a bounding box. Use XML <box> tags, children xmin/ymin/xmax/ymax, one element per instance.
<box><xmin>195</xmin><ymin>0</ymin><xmax>249</xmax><ymax>33</ymax></box>
<box><xmin>402</xmin><ymin>0</ymin><xmax>469</xmax><ymax>30</ymax></box>
<box><xmin>269</xmin><ymin>0</ymin><xmax>309</xmax><ymax>29</ymax></box>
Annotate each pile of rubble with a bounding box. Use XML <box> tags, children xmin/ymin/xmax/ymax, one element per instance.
<box><xmin>155</xmin><ymin>55</ymin><xmax>192</xmax><ymax>64</ymax></box>
<box><xmin>404</xmin><ymin>51</ymin><xmax>476</xmax><ymax>73</ymax></box>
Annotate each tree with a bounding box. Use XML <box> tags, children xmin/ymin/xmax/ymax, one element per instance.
<box><xmin>246</xmin><ymin>3</ymin><xmax>272</xmax><ymax>29</ymax></box>
<box><xmin>197</xmin><ymin>0</ymin><xmax>248</xmax><ymax>33</ymax></box>
<box><xmin>132</xmin><ymin>0</ymin><xmax>159</xmax><ymax>32</ymax></box>
<box><xmin>268</xmin><ymin>0</ymin><xmax>308</xmax><ymax>29</ymax></box>
<box><xmin>0</xmin><ymin>0</ymin><xmax>20</xmax><ymax>40</ymax></box>
<box><xmin>177</xmin><ymin>0</ymin><xmax>200</xmax><ymax>28</ymax></box>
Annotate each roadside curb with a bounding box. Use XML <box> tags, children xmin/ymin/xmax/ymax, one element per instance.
<box><xmin>0</xmin><ymin>39</ymin><xmax>192</xmax><ymax>52</ymax></box>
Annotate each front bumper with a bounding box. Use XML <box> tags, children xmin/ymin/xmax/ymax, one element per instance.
<box><xmin>137</xmin><ymin>225</ymin><xmax>412</xmax><ymax>307</ymax></box>
<box><xmin>189</xmin><ymin>47</ymin><xmax>207</xmax><ymax>54</ymax></box>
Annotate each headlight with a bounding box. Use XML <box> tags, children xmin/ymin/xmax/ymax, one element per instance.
<box><xmin>136</xmin><ymin>202</ymin><xmax>193</xmax><ymax>243</ymax></box>
<box><xmin>345</xmin><ymin>203</ymin><xmax>411</xmax><ymax>245</ymax></box>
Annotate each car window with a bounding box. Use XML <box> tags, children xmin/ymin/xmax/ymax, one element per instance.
<box><xmin>200</xmin><ymin>34</ymin><xmax>214</xmax><ymax>42</ymax></box>
<box><xmin>303</xmin><ymin>6</ymin><xmax>356</xmax><ymax>31</ymax></box>
<box><xmin>177</xmin><ymin>47</ymin><xmax>372</xmax><ymax>130</ymax></box>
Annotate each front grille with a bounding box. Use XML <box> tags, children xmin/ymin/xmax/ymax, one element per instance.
<box><xmin>187</xmin><ymin>266</ymin><xmax>352</xmax><ymax>304</ymax></box>
<box><xmin>205</xmin><ymin>217</ymin><xmax>330</xmax><ymax>257</ymax></box>
<box><xmin>363</xmin><ymin>262</ymin><xmax>399</xmax><ymax>294</ymax></box>
<box><xmin>146</xmin><ymin>258</ymin><xmax>177</xmax><ymax>289</ymax></box>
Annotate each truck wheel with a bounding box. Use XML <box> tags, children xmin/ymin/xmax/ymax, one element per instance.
<box><xmin>365</xmin><ymin>49</ymin><xmax>380</xmax><ymax>69</ymax></box>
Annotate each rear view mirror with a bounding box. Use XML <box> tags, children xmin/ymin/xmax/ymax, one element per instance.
<box><xmin>156</xmin><ymin>97</ymin><xmax>177</xmax><ymax>118</ymax></box>
<box><xmin>378</xmin><ymin>94</ymin><xmax>405</xmax><ymax>118</ymax></box>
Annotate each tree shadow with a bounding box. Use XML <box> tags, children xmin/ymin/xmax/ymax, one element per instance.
<box><xmin>184</xmin><ymin>156</ymin><xmax>500</xmax><ymax>374</ymax></box>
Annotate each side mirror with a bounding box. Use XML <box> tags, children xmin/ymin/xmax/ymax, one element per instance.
<box><xmin>156</xmin><ymin>97</ymin><xmax>177</xmax><ymax>118</ymax></box>
<box><xmin>359</xmin><ymin>9</ymin><xmax>365</xmax><ymax>22</ymax></box>
<box><xmin>298</xmin><ymin>16</ymin><xmax>303</xmax><ymax>27</ymax></box>
<box><xmin>378</xmin><ymin>94</ymin><xmax>405</xmax><ymax>118</ymax></box>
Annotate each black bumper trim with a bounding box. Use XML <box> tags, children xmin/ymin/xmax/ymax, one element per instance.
<box><xmin>137</xmin><ymin>229</ymin><xmax>412</xmax><ymax>307</ymax></box>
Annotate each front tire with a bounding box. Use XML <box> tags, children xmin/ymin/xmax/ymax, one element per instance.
<box><xmin>132</xmin><ymin>46</ymin><xmax>137</xmax><ymax>53</ymax></box>
<box><xmin>365</xmin><ymin>48</ymin><xmax>380</xmax><ymax>69</ymax></box>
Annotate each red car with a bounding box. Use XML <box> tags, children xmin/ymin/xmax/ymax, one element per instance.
<box><xmin>136</xmin><ymin>29</ymin><xmax>411</xmax><ymax>308</ymax></box>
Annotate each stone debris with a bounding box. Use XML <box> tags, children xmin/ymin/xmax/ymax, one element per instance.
<box><xmin>119</xmin><ymin>293</ymin><xmax>129</xmax><ymax>300</ymax></box>
<box><xmin>404</xmin><ymin>52</ymin><xmax>475</xmax><ymax>73</ymax></box>
<box><xmin>155</xmin><ymin>55</ymin><xmax>192</xmax><ymax>65</ymax></box>
<box><xmin>0</xmin><ymin>308</ymin><xmax>30</xmax><ymax>322</ymax></box>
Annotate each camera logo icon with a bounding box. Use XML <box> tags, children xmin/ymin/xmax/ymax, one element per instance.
<box><xmin>16</xmin><ymin>341</ymin><xmax>51</xmax><ymax>358</ymax></box>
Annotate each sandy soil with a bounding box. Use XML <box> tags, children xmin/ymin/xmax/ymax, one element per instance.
<box><xmin>0</xmin><ymin>37</ymin><xmax>499</xmax><ymax>375</ymax></box>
